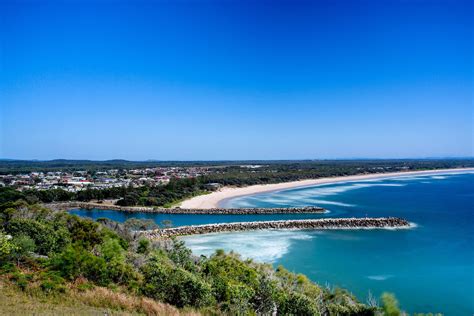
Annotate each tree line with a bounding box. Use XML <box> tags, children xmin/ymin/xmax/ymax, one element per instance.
<box><xmin>1</xmin><ymin>158</ymin><xmax>472</xmax><ymax>174</ymax></box>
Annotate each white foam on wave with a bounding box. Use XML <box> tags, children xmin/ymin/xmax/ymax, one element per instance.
<box><xmin>295</xmin><ymin>199</ymin><xmax>353</xmax><ymax>207</ymax></box>
<box><xmin>430</xmin><ymin>175</ymin><xmax>447</xmax><ymax>179</ymax></box>
<box><xmin>443</xmin><ymin>170</ymin><xmax>474</xmax><ymax>175</ymax></box>
<box><xmin>307</xmin><ymin>199</ymin><xmax>355</xmax><ymax>207</ymax></box>
<box><xmin>233</xmin><ymin>172</ymin><xmax>472</xmax><ymax>207</ymax></box>
<box><xmin>252</xmin><ymin>197</ymin><xmax>294</xmax><ymax>205</ymax></box>
<box><xmin>265</xmin><ymin>183</ymin><xmax>404</xmax><ymax>201</ymax></box>
<box><xmin>381</xmin><ymin>222</ymin><xmax>417</xmax><ymax>231</ymax></box>
<box><xmin>298</xmin><ymin>183</ymin><xmax>403</xmax><ymax>197</ymax></box>
<box><xmin>390</xmin><ymin>171</ymin><xmax>468</xmax><ymax>182</ymax></box>
<box><xmin>356</xmin><ymin>178</ymin><xmax>384</xmax><ymax>183</ymax></box>
<box><xmin>391</xmin><ymin>176</ymin><xmax>426</xmax><ymax>181</ymax></box>
<box><xmin>225</xmin><ymin>199</ymin><xmax>254</xmax><ymax>208</ymax></box>
<box><xmin>181</xmin><ymin>229</ymin><xmax>313</xmax><ymax>263</ymax></box>
<box><xmin>253</xmin><ymin>196</ymin><xmax>355</xmax><ymax>208</ymax></box>
<box><xmin>367</xmin><ymin>274</ymin><xmax>393</xmax><ymax>281</ymax></box>
<box><xmin>232</xmin><ymin>181</ymin><xmax>408</xmax><ymax>208</ymax></box>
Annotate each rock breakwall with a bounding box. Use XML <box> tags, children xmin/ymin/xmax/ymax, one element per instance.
<box><xmin>143</xmin><ymin>217</ymin><xmax>411</xmax><ymax>238</ymax></box>
<box><xmin>48</xmin><ymin>202</ymin><xmax>325</xmax><ymax>215</ymax></box>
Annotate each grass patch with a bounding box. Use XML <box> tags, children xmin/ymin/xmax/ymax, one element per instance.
<box><xmin>0</xmin><ymin>277</ymin><xmax>199</xmax><ymax>316</ymax></box>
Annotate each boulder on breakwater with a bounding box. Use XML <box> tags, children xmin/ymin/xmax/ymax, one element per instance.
<box><xmin>47</xmin><ymin>202</ymin><xmax>325</xmax><ymax>214</ymax></box>
<box><xmin>142</xmin><ymin>217</ymin><xmax>411</xmax><ymax>238</ymax></box>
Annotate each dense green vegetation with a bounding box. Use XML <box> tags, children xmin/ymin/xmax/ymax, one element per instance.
<box><xmin>0</xmin><ymin>193</ymin><xmax>425</xmax><ymax>315</ymax></box>
<box><xmin>1</xmin><ymin>178</ymin><xmax>208</xmax><ymax>207</ymax></box>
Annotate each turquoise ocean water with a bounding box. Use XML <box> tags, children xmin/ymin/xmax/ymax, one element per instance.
<box><xmin>71</xmin><ymin>171</ymin><xmax>474</xmax><ymax>315</ymax></box>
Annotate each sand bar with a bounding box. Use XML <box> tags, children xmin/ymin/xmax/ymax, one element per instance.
<box><xmin>179</xmin><ymin>168</ymin><xmax>474</xmax><ymax>209</ymax></box>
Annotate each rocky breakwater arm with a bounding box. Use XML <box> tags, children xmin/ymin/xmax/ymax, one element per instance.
<box><xmin>155</xmin><ymin>206</ymin><xmax>326</xmax><ymax>214</ymax></box>
<box><xmin>48</xmin><ymin>202</ymin><xmax>326</xmax><ymax>214</ymax></box>
<box><xmin>142</xmin><ymin>217</ymin><xmax>411</xmax><ymax>239</ymax></box>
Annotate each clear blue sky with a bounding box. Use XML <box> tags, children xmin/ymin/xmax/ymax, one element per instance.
<box><xmin>1</xmin><ymin>0</ymin><xmax>472</xmax><ymax>160</ymax></box>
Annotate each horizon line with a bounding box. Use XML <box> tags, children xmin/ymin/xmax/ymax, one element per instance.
<box><xmin>1</xmin><ymin>157</ymin><xmax>474</xmax><ymax>163</ymax></box>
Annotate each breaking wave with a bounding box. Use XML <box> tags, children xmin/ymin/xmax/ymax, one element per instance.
<box><xmin>229</xmin><ymin>182</ymin><xmax>407</xmax><ymax>208</ymax></box>
<box><xmin>367</xmin><ymin>274</ymin><xmax>394</xmax><ymax>281</ymax></box>
<box><xmin>181</xmin><ymin>229</ymin><xmax>313</xmax><ymax>263</ymax></box>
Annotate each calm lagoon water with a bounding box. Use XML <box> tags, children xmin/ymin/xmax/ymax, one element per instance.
<box><xmin>71</xmin><ymin>171</ymin><xmax>474</xmax><ymax>315</ymax></box>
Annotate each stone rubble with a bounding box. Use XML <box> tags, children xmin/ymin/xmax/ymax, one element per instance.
<box><xmin>142</xmin><ymin>217</ymin><xmax>411</xmax><ymax>238</ymax></box>
<box><xmin>48</xmin><ymin>202</ymin><xmax>326</xmax><ymax>214</ymax></box>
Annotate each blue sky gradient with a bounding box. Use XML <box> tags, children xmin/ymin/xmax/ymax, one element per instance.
<box><xmin>1</xmin><ymin>0</ymin><xmax>472</xmax><ymax>160</ymax></box>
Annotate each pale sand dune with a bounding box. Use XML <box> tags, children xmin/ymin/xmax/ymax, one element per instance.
<box><xmin>179</xmin><ymin>168</ymin><xmax>474</xmax><ymax>209</ymax></box>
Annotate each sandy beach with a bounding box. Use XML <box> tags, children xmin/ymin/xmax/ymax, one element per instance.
<box><xmin>179</xmin><ymin>168</ymin><xmax>474</xmax><ymax>209</ymax></box>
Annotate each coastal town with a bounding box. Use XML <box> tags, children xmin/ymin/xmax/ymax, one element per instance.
<box><xmin>0</xmin><ymin>160</ymin><xmax>470</xmax><ymax>198</ymax></box>
<box><xmin>0</xmin><ymin>166</ymin><xmax>216</xmax><ymax>192</ymax></box>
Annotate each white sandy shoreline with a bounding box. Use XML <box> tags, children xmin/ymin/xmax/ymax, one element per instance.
<box><xmin>179</xmin><ymin>168</ymin><xmax>474</xmax><ymax>209</ymax></box>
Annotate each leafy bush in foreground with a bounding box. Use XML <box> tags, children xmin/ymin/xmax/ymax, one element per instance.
<box><xmin>141</xmin><ymin>253</ymin><xmax>214</xmax><ymax>308</ymax></box>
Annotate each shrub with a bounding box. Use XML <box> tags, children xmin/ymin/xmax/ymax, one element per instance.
<box><xmin>49</xmin><ymin>245</ymin><xmax>109</xmax><ymax>286</ymax></box>
<box><xmin>0</xmin><ymin>231</ymin><xmax>17</xmax><ymax>260</ymax></box>
<box><xmin>0</xmin><ymin>262</ymin><xmax>16</xmax><ymax>274</ymax></box>
<box><xmin>116</xmin><ymin>194</ymin><xmax>139</xmax><ymax>206</ymax></box>
<box><xmin>219</xmin><ymin>281</ymin><xmax>255</xmax><ymax>314</ymax></box>
<box><xmin>39</xmin><ymin>271</ymin><xmax>66</xmax><ymax>293</ymax></box>
<box><xmin>11</xmin><ymin>235</ymin><xmax>36</xmax><ymax>260</ymax></box>
<box><xmin>106</xmin><ymin>259</ymin><xmax>137</xmax><ymax>285</ymax></box>
<box><xmin>278</xmin><ymin>291</ymin><xmax>320</xmax><ymax>316</ymax></box>
<box><xmin>276</xmin><ymin>265</ymin><xmax>322</xmax><ymax>300</ymax></box>
<box><xmin>96</xmin><ymin>237</ymin><xmax>135</xmax><ymax>284</ymax></box>
<box><xmin>137</xmin><ymin>238</ymin><xmax>150</xmax><ymax>254</ymax></box>
<box><xmin>381</xmin><ymin>292</ymin><xmax>401</xmax><ymax>316</ymax></box>
<box><xmin>201</xmin><ymin>251</ymin><xmax>261</xmax><ymax>313</ymax></box>
<box><xmin>141</xmin><ymin>254</ymin><xmax>213</xmax><ymax>308</ymax></box>
<box><xmin>99</xmin><ymin>237</ymin><xmax>125</xmax><ymax>262</ymax></box>
<box><xmin>0</xmin><ymin>207</ymin><xmax>16</xmax><ymax>226</ymax></box>
<box><xmin>0</xmin><ymin>187</ymin><xmax>25</xmax><ymax>205</ymax></box>
<box><xmin>167</xmin><ymin>238</ymin><xmax>195</xmax><ymax>271</ymax></box>
<box><xmin>6</xmin><ymin>219</ymin><xmax>69</xmax><ymax>255</ymax></box>
<box><xmin>10</xmin><ymin>271</ymin><xmax>30</xmax><ymax>291</ymax></box>
<box><xmin>67</xmin><ymin>216</ymin><xmax>103</xmax><ymax>249</ymax></box>
<box><xmin>324</xmin><ymin>288</ymin><xmax>374</xmax><ymax>315</ymax></box>
<box><xmin>252</xmin><ymin>274</ymin><xmax>280</xmax><ymax>315</ymax></box>
<box><xmin>124</xmin><ymin>218</ymin><xmax>158</xmax><ymax>231</ymax></box>
<box><xmin>202</xmin><ymin>251</ymin><xmax>259</xmax><ymax>301</ymax></box>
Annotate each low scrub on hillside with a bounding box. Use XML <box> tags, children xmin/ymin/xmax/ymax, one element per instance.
<box><xmin>0</xmin><ymin>195</ymin><xmax>425</xmax><ymax>315</ymax></box>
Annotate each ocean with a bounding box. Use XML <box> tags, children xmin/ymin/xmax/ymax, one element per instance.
<box><xmin>71</xmin><ymin>171</ymin><xmax>474</xmax><ymax>315</ymax></box>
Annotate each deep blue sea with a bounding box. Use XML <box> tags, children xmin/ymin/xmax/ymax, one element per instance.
<box><xmin>71</xmin><ymin>171</ymin><xmax>474</xmax><ymax>315</ymax></box>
